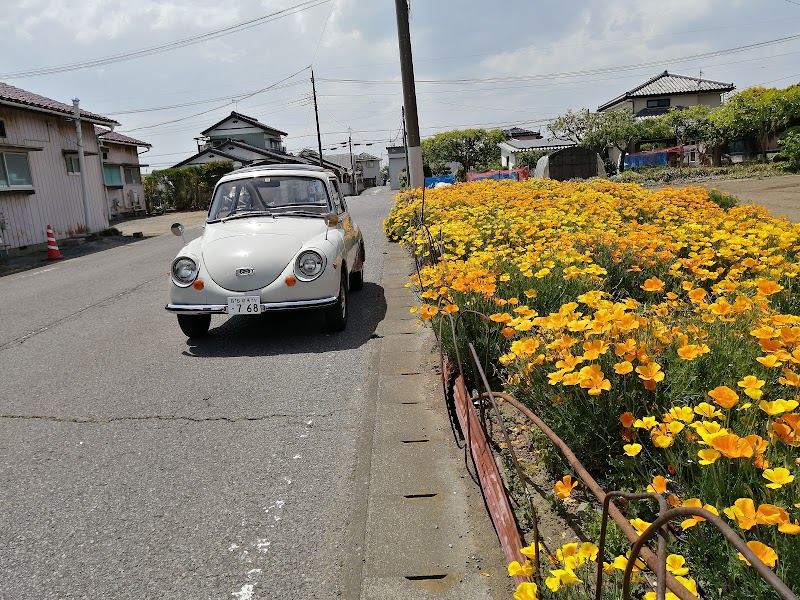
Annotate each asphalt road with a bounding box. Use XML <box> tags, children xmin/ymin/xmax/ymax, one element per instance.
<box><xmin>0</xmin><ymin>187</ymin><xmax>394</xmax><ymax>599</ymax></box>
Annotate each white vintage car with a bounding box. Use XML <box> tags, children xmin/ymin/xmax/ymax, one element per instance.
<box><xmin>165</xmin><ymin>164</ymin><xmax>364</xmax><ymax>338</ymax></box>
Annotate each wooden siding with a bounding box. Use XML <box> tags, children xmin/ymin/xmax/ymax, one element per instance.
<box><xmin>101</xmin><ymin>142</ymin><xmax>145</xmax><ymax>216</ymax></box>
<box><xmin>0</xmin><ymin>106</ymin><xmax>108</xmax><ymax>249</ymax></box>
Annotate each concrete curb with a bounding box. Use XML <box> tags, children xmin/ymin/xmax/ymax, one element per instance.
<box><xmin>349</xmin><ymin>242</ymin><xmax>513</xmax><ymax>599</ymax></box>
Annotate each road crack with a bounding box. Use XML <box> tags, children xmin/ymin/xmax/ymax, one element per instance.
<box><xmin>0</xmin><ymin>409</ymin><xmax>349</xmax><ymax>425</ymax></box>
<box><xmin>0</xmin><ymin>275</ymin><xmax>163</xmax><ymax>352</ymax></box>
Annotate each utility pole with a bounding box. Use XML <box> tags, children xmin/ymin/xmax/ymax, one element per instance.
<box><xmin>402</xmin><ymin>106</ymin><xmax>410</xmax><ymax>188</ymax></box>
<box><xmin>394</xmin><ymin>0</ymin><xmax>423</xmax><ymax>188</ymax></box>
<box><xmin>72</xmin><ymin>99</ymin><xmax>92</xmax><ymax>233</ymax></box>
<box><xmin>311</xmin><ymin>69</ymin><xmax>323</xmax><ymax>167</ymax></box>
<box><xmin>349</xmin><ymin>129</ymin><xmax>357</xmax><ymax>195</ymax></box>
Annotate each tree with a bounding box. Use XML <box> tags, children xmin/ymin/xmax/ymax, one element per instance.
<box><xmin>660</xmin><ymin>105</ymin><xmax>713</xmax><ymax>167</ymax></box>
<box><xmin>514</xmin><ymin>150</ymin><xmax>547</xmax><ymax>170</ymax></box>
<box><xmin>549</xmin><ymin>109</ymin><xmax>603</xmax><ymax>148</ymax></box>
<box><xmin>714</xmin><ymin>87</ymin><xmax>785</xmax><ymax>162</ymax></box>
<box><xmin>585</xmin><ymin>110</ymin><xmax>640</xmax><ymax>172</ymax></box>
<box><xmin>143</xmin><ymin>160</ymin><xmax>234</xmax><ymax>211</ymax></box>
<box><xmin>421</xmin><ymin>128</ymin><xmax>505</xmax><ymax>179</ymax></box>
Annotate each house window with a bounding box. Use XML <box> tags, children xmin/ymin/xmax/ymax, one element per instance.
<box><xmin>0</xmin><ymin>121</ymin><xmax>6</xmax><ymax>137</ymax></box>
<box><xmin>0</xmin><ymin>151</ymin><xmax>33</xmax><ymax>187</ymax></box>
<box><xmin>103</xmin><ymin>165</ymin><xmax>123</xmax><ymax>186</ymax></box>
<box><xmin>124</xmin><ymin>167</ymin><xmax>141</xmax><ymax>184</ymax></box>
<box><xmin>65</xmin><ymin>154</ymin><xmax>81</xmax><ymax>174</ymax></box>
<box><xmin>646</xmin><ymin>98</ymin><xmax>670</xmax><ymax>109</ymax></box>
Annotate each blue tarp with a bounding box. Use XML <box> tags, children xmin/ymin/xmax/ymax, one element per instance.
<box><xmin>424</xmin><ymin>175</ymin><xmax>456</xmax><ymax>188</ymax></box>
<box><xmin>625</xmin><ymin>151</ymin><xmax>669</xmax><ymax>169</ymax></box>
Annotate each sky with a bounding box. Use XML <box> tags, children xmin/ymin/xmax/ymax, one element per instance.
<box><xmin>2</xmin><ymin>0</ymin><xmax>800</xmax><ymax>172</ymax></box>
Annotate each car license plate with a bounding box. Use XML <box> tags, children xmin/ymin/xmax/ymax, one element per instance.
<box><xmin>227</xmin><ymin>296</ymin><xmax>261</xmax><ymax>314</ymax></box>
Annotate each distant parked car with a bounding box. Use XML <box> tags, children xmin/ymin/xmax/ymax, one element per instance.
<box><xmin>165</xmin><ymin>164</ymin><xmax>365</xmax><ymax>337</ymax></box>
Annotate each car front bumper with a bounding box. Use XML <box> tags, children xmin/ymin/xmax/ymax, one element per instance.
<box><xmin>165</xmin><ymin>296</ymin><xmax>338</xmax><ymax>315</ymax></box>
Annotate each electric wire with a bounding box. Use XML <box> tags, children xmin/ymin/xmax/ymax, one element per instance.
<box><xmin>0</xmin><ymin>0</ymin><xmax>330</xmax><ymax>79</ymax></box>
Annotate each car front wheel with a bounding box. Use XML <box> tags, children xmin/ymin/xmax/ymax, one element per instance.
<box><xmin>177</xmin><ymin>314</ymin><xmax>211</xmax><ymax>338</ymax></box>
<box><xmin>325</xmin><ymin>273</ymin><xmax>348</xmax><ymax>332</ymax></box>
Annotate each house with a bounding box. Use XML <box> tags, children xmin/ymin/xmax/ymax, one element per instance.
<box><xmin>313</xmin><ymin>151</ymin><xmax>381</xmax><ymax>194</ymax></box>
<box><xmin>498</xmin><ymin>138</ymin><xmax>576</xmax><ymax>169</ymax></box>
<box><xmin>172</xmin><ymin>112</ymin><xmax>348</xmax><ymax>183</ymax></box>
<box><xmin>0</xmin><ymin>81</ymin><xmax>120</xmax><ymax>252</ymax></box>
<box><xmin>386</xmin><ymin>145</ymin><xmax>407</xmax><ymax>190</ymax></box>
<box><xmin>597</xmin><ymin>71</ymin><xmax>735</xmax><ymax>168</ymax></box>
<box><xmin>96</xmin><ymin>127</ymin><xmax>151</xmax><ymax>217</ymax></box>
<box><xmin>173</xmin><ymin>112</ymin><xmax>291</xmax><ymax>169</ymax></box>
<box><xmin>597</xmin><ymin>70</ymin><xmax>735</xmax><ymax>117</ymax></box>
<box><xmin>503</xmin><ymin>127</ymin><xmax>542</xmax><ymax>141</ymax></box>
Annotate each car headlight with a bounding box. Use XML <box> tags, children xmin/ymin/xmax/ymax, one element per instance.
<box><xmin>172</xmin><ymin>257</ymin><xmax>199</xmax><ymax>286</ymax></box>
<box><xmin>295</xmin><ymin>250</ymin><xmax>326</xmax><ymax>281</ymax></box>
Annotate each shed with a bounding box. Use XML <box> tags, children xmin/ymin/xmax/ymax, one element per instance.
<box><xmin>534</xmin><ymin>147</ymin><xmax>606</xmax><ymax>181</ymax></box>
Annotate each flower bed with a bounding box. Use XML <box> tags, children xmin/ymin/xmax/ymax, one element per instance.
<box><xmin>384</xmin><ymin>179</ymin><xmax>800</xmax><ymax>599</ymax></box>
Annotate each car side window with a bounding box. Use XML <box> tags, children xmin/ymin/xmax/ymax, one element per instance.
<box><xmin>329</xmin><ymin>179</ymin><xmax>345</xmax><ymax>214</ymax></box>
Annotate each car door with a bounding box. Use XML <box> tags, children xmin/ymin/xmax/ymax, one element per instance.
<box><xmin>328</xmin><ymin>178</ymin><xmax>359</xmax><ymax>266</ymax></box>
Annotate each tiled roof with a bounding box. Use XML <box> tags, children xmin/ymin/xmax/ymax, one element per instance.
<box><xmin>598</xmin><ymin>71</ymin><xmax>734</xmax><ymax>111</ymax></box>
<box><xmin>0</xmin><ymin>81</ymin><xmax>119</xmax><ymax>125</ymax></box>
<box><xmin>502</xmin><ymin>138</ymin><xmax>576</xmax><ymax>151</ymax></box>
<box><xmin>355</xmin><ymin>152</ymin><xmax>379</xmax><ymax>160</ymax></box>
<box><xmin>201</xmin><ymin>111</ymin><xmax>288</xmax><ymax>137</ymax></box>
<box><xmin>95</xmin><ymin>126</ymin><xmax>151</xmax><ymax>147</ymax></box>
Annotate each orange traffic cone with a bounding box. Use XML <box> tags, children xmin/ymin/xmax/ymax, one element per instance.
<box><xmin>45</xmin><ymin>225</ymin><xmax>63</xmax><ymax>260</ymax></box>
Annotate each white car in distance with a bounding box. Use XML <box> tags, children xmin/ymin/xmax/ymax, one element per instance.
<box><xmin>165</xmin><ymin>164</ymin><xmax>364</xmax><ymax>338</ymax></box>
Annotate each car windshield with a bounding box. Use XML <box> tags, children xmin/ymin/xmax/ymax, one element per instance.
<box><xmin>208</xmin><ymin>176</ymin><xmax>331</xmax><ymax>221</ymax></box>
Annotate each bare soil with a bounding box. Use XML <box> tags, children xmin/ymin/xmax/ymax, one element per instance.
<box><xmin>652</xmin><ymin>174</ymin><xmax>800</xmax><ymax>222</ymax></box>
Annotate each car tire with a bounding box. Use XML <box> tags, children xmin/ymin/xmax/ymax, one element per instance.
<box><xmin>325</xmin><ymin>273</ymin><xmax>348</xmax><ymax>332</ymax></box>
<box><xmin>348</xmin><ymin>244</ymin><xmax>365</xmax><ymax>291</ymax></box>
<box><xmin>177</xmin><ymin>314</ymin><xmax>211</xmax><ymax>338</ymax></box>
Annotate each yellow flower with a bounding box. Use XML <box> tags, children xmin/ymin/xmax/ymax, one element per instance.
<box><xmin>738</xmin><ymin>541</ymin><xmax>778</xmax><ymax>568</ymax></box>
<box><xmin>635</xmin><ymin>362</ymin><xmax>664</xmax><ymax>390</ymax></box>
<box><xmin>634</xmin><ymin>416</ymin><xmax>658</xmax><ymax>429</ymax></box>
<box><xmin>668</xmin><ymin>406</ymin><xmax>695</xmax><ymax>423</ymax></box>
<box><xmin>578</xmin><ymin>542</ymin><xmax>598</xmax><ymax>561</ymax></box>
<box><xmin>623</xmin><ymin>443</ymin><xmax>642</xmax><ymax>457</ymax></box>
<box><xmin>680</xmin><ymin>498</ymin><xmax>718</xmax><ymax>529</ymax></box>
<box><xmin>737</xmin><ymin>375</ymin><xmax>766</xmax><ymax>400</ymax></box>
<box><xmin>666</xmin><ymin>554</ymin><xmax>689</xmax><ymax>576</ymax></box>
<box><xmin>630</xmin><ymin>518</ymin><xmax>651</xmax><ymax>535</ymax></box>
<box><xmin>519</xmin><ymin>542</ymin><xmax>542</xmax><ymax>559</ymax></box>
<box><xmin>513</xmin><ymin>582</ymin><xmax>538</xmax><ymax>600</ymax></box>
<box><xmin>763</xmin><ymin>467</ymin><xmax>795</xmax><ymax>489</ymax></box>
<box><xmin>694</xmin><ymin>402</ymin><xmax>723</xmax><ymax>419</ymax></box>
<box><xmin>698</xmin><ymin>449</ymin><xmax>722</xmax><ymax>465</ymax></box>
<box><xmin>507</xmin><ymin>560</ymin><xmax>535</xmax><ymax>577</ymax></box>
<box><xmin>614</xmin><ymin>361</ymin><xmax>634</xmax><ymax>375</ymax></box>
<box><xmin>545</xmin><ymin>568</ymin><xmax>582</xmax><ymax>592</ymax></box>
<box><xmin>554</xmin><ymin>475</ymin><xmax>578</xmax><ymax>499</ymax></box>
<box><xmin>778</xmin><ymin>521</ymin><xmax>800</xmax><ymax>535</ymax></box>
<box><xmin>707</xmin><ymin>385</ymin><xmax>739</xmax><ymax>409</ymax></box>
<box><xmin>641</xmin><ymin>277</ymin><xmax>665</xmax><ymax>292</ymax></box>
<box><xmin>759</xmin><ymin>399</ymin><xmax>799</xmax><ymax>415</ymax></box>
<box><xmin>647</xmin><ymin>475</ymin><xmax>667</xmax><ymax>495</ymax></box>
<box><xmin>724</xmin><ymin>498</ymin><xmax>757</xmax><ymax>530</ymax></box>
<box><xmin>653</xmin><ymin>434</ymin><xmax>674</xmax><ymax>448</ymax></box>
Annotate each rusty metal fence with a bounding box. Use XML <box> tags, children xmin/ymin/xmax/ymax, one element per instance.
<box><xmin>402</xmin><ymin>189</ymin><xmax>797</xmax><ymax>600</ymax></box>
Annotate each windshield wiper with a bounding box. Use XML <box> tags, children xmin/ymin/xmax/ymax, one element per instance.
<box><xmin>273</xmin><ymin>210</ymin><xmax>324</xmax><ymax>218</ymax></box>
<box><xmin>217</xmin><ymin>210</ymin><xmax>273</xmax><ymax>223</ymax></box>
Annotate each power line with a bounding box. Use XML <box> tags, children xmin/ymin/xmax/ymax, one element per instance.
<box><xmin>0</xmin><ymin>0</ymin><xmax>330</xmax><ymax>79</ymax></box>
<box><xmin>319</xmin><ymin>33</ymin><xmax>800</xmax><ymax>86</ymax></box>
<box><xmin>119</xmin><ymin>67</ymin><xmax>311</xmax><ymax>132</ymax></box>
<box><xmin>103</xmin><ymin>81</ymin><xmax>306</xmax><ymax>116</ymax></box>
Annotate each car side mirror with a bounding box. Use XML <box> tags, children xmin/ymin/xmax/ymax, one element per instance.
<box><xmin>171</xmin><ymin>223</ymin><xmax>186</xmax><ymax>243</ymax></box>
<box><xmin>324</xmin><ymin>213</ymin><xmax>339</xmax><ymax>227</ymax></box>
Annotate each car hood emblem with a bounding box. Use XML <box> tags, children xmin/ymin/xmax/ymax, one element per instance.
<box><xmin>235</xmin><ymin>267</ymin><xmax>255</xmax><ymax>276</ymax></box>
